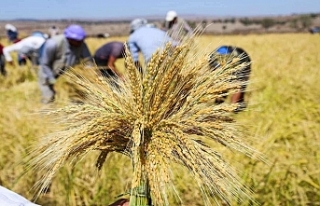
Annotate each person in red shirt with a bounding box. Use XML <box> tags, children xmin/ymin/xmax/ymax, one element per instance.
<box><xmin>0</xmin><ymin>43</ymin><xmax>6</xmax><ymax>76</ymax></box>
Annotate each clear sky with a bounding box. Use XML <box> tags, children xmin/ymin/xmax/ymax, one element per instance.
<box><xmin>1</xmin><ymin>0</ymin><xmax>319</xmax><ymax>20</ymax></box>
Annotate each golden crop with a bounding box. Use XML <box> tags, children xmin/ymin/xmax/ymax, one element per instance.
<box><xmin>0</xmin><ymin>33</ymin><xmax>319</xmax><ymax>206</ymax></box>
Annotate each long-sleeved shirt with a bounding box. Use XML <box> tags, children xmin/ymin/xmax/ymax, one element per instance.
<box><xmin>3</xmin><ymin>36</ymin><xmax>46</xmax><ymax>62</ymax></box>
<box><xmin>128</xmin><ymin>26</ymin><xmax>174</xmax><ymax>62</ymax></box>
<box><xmin>166</xmin><ymin>17</ymin><xmax>193</xmax><ymax>41</ymax></box>
<box><xmin>40</xmin><ymin>35</ymin><xmax>91</xmax><ymax>81</ymax></box>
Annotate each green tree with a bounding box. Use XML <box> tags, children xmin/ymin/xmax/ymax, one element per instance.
<box><xmin>261</xmin><ymin>18</ymin><xmax>275</xmax><ymax>30</ymax></box>
<box><xmin>300</xmin><ymin>15</ymin><xmax>312</xmax><ymax>29</ymax></box>
<box><xmin>289</xmin><ymin>19</ymin><xmax>298</xmax><ymax>29</ymax></box>
<box><xmin>240</xmin><ymin>17</ymin><xmax>251</xmax><ymax>26</ymax></box>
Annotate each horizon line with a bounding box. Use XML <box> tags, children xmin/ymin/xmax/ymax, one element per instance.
<box><xmin>0</xmin><ymin>11</ymin><xmax>318</xmax><ymax>22</ymax></box>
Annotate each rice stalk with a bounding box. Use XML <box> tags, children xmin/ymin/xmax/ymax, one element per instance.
<box><xmin>28</xmin><ymin>36</ymin><xmax>258</xmax><ymax>206</ymax></box>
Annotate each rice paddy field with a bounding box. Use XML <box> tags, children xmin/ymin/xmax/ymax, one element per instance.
<box><xmin>0</xmin><ymin>33</ymin><xmax>320</xmax><ymax>206</ymax></box>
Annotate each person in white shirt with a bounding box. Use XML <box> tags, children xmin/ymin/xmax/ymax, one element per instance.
<box><xmin>164</xmin><ymin>10</ymin><xmax>193</xmax><ymax>42</ymax></box>
<box><xmin>2</xmin><ymin>34</ymin><xmax>47</xmax><ymax>66</ymax></box>
<box><xmin>0</xmin><ymin>185</ymin><xmax>40</xmax><ymax>206</ymax></box>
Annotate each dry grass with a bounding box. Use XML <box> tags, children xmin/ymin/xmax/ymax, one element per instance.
<box><xmin>0</xmin><ymin>34</ymin><xmax>319</xmax><ymax>206</ymax></box>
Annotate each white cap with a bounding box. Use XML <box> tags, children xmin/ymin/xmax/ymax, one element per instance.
<box><xmin>166</xmin><ymin>10</ymin><xmax>177</xmax><ymax>21</ymax></box>
<box><xmin>5</xmin><ymin>24</ymin><xmax>17</xmax><ymax>32</ymax></box>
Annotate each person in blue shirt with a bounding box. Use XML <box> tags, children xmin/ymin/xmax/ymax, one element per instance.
<box><xmin>29</xmin><ymin>31</ymin><xmax>48</xmax><ymax>65</ymax></box>
<box><xmin>127</xmin><ymin>18</ymin><xmax>175</xmax><ymax>72</ymax></box>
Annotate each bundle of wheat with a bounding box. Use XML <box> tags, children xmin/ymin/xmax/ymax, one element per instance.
<box><xmin>28</xmin><ymin>37</ymin><xmax>257</xmax><ymax>206</ymax></box>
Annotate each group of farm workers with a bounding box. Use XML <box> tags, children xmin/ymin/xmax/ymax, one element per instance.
<box><xmin>0</xmin><ymin>10</ymin><xmax>252</xmax><ymax>206</ymax></box>
<box><xmin>1</xmin><ymin>10</ymin><xmax>251</xmax><ymax>108</ymax></box>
